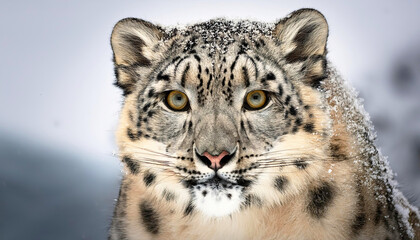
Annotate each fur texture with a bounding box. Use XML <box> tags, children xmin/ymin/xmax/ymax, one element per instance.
<box><xmin>108</xmin><ymin>9</ymin><xmax>420</xmax><ymax>240</ymax></box>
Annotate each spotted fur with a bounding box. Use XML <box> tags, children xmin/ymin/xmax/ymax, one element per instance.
<box><xmin>108</xmin><ymin>8</ymin><xmax>420</xmax><ymax>240</ymax></box>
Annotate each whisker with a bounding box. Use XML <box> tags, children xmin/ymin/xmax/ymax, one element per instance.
<box><xmin>119</xmin><ymin>144</ymin><xmax>179</xmax><ymax>159</ymax></box>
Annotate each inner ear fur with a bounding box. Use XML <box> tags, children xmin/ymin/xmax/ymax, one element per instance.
<box><xmin>111</xmin><ymin>18</ymin><xmax>164</xmax><ymax>95</ymax></box>
<box><xmin>274</xmin><ymin>9</ymin><xmax>329</xmax><ymax>87</ymax></box>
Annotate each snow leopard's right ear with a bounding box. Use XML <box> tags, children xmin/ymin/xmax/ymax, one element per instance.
<box><xmin>111</xmin><ymin>18</ymin><xmax>164</xmax><ymax>95</ymax></box>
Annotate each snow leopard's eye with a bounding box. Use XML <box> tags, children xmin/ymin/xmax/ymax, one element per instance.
<box><xmin>244</xmin><ymin>90</ymin><xmax>268</xmax><ymax>110</ymax></box>
<box><xmin>166</xmin><ymin>90</ymin><xmax>189</xmax><ymax>111</ymax></box>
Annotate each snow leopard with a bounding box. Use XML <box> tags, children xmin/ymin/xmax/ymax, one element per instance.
<box><xmin>108</xmin><ymin>8</ymin><xmax>420</xmax><ymax>240</ymax></box>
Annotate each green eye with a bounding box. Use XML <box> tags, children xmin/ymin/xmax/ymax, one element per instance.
<box><xmin>166</xmin><ymin>90</ymin><xmax>189</xmax><ymax>111</ymax></box>
<box><xmin>245</xmin><ymin>90</ymin><xmax>267</xmax><ymax>110</ymax></box>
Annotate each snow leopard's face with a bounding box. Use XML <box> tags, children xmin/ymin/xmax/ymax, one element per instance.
<box><xmin>112</xmin><ymin>10</ymin><xmax>333</xmax><ymax>217</ymax></box>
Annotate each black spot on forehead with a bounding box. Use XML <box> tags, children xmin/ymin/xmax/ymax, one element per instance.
<box><xmin>266</xmin><ymin>72</ymin><xmax>276</xmax><ymax>81</ymax></box>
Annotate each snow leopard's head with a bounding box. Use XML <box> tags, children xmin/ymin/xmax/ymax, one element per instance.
<box><xmin>112</xmin><ymin>8</ymin><xmax>335</xmax><ymax>217</ymax></box>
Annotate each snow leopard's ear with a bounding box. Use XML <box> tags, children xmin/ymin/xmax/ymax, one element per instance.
<box><xmin>111</xmin><ymin>18</ymin><xmax>164</xmax><ymax>95</ymax></box>
<box><xmin>274</xmin><ymin>9</ymin><xmax>329</xmax><ymax>87</ymax></box>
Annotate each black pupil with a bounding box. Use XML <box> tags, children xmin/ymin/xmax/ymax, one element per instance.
<box><xmin>176</xmin><ymin>95</ymin><xmax>182</xmax><ymax>101</ymax></box>
<box><xmin>253</xmin><ymin>94</ymin><xmax>260</xmax><ymax>100</ymax></box>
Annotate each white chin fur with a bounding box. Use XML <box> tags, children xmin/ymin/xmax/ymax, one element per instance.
<box><xmin>191</xmin><ymin>184</ymin><xmax>244</xmax><ymax>217</ymax></box>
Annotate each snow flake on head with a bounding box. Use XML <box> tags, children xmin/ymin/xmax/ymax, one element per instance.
<box><xmin>164</xmin><ymin>19</ymin><xmax>275</xmax><ymax>55</ymax></box>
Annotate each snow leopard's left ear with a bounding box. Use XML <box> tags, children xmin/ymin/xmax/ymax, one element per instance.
<box><xmin>274</xmin><ymin>9</ymin><xmax>328</xmax><ymax>87</ymax></box>
<box><xmin>111</xmin><ymin>18</ymin><xmax>164</xmax><ymax>95</ymax></box>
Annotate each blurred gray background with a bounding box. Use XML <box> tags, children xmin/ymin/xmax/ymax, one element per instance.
<box><xmin>1</xmin><ymin>0</ymin><xmax>419</xmax><ymax>239</ymax></box>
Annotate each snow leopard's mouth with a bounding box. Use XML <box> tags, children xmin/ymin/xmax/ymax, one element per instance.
<box><xmin>190</xmin><ymin>176</ymin><xmax>246</xmax><ymax>217</ymax></box>
<box><xmin>185</xmin><ymin>174</ymin><xmax>252</xmax><ymax>190</ymax></box>
<box><xmin>196</xmin><ymin>175</ymin><xmax>238</xmax><ymax>189</ymax></box>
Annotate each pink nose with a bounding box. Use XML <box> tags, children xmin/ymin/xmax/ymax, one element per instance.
<box><xmin>202</xmin><ymin>151</ymin><xmax>230</xmax><ymax>170</ymax></box>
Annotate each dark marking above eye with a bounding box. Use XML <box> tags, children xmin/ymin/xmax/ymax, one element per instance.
<box><xmin>274</xmin><ymin>176</ymin><xmax>288</xmax><ymax>192</ymax></box>
<box><xmin>242</xmin><ymin>67</ymin><xmax>250</xmax><ymax>87</ymax></box>
<box><xmin>266</xmin><ymin>72</ymin><xmax>276</xmax><ymax>81</ymax></box>
<box><xmin>181</xmin><ymin>63</ymin><xmax>190</xmax><ymax>87</ymax></box>
<box><xmin>157</xmin><ymin>71</ymin><xmax>170</xmax><ymax>81</ymax></box>
<box><xmin>307</xmin><ymin>182</ymin><xmax>335</xmax><ymax>218</ymax></box>
<box><xmin>143</xmin><ymin>172</ymin><xmax>156</xmax><ymax>187</ymax></box>
<box><xmin>139</xmin><ymin>201</ymin><xmax>160</xmax><ymax>234</ymax></box>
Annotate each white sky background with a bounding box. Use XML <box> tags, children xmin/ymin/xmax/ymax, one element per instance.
<box><xmin>1</xmin><ymin>0</ymin><xmax>420</xmax><ymax>167</ymax></box>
